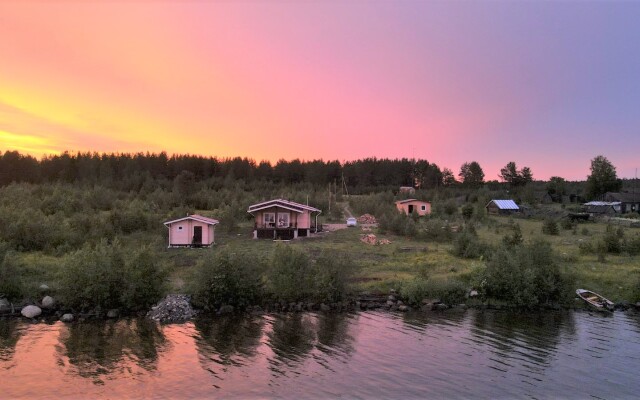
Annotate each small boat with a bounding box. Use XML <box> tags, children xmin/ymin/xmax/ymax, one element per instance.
<box><xmin>576</xmin><ymin>289</ymin><xmax>614</xmax><ymax>311</ymax></box>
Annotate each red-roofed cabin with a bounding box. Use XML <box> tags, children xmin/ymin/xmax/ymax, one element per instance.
<box><xmin>163</xmin><ymin>214</ymin><xmax>219</xmax><ymax>248</ymax></box>
<box><xmin>247</xmin><ymin>199</ymin><xmax>322</xmax><ymax>240</ymax></box>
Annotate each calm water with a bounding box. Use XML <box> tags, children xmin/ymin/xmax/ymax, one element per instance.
<box><xmin>1</xmin><ymin>309</ymin><xmax>640</xmax><ymax>399</ymax></box>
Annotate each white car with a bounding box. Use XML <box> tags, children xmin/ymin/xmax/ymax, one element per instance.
<box><xmin>346</xmin><ymin>217</ymin><xmax>357</xmax><ymax>227</ymax></box>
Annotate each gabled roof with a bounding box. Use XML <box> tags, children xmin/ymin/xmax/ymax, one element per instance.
<box><xmin>247</xmin><ymin>199</ymin><xmax>321</xmax><ymax>214</ymax></box>
<box><xmin>486</xmin><ymin>199</ymin><xmax>519</xmax><ymax>210</ymax></box>
<box><xmin>605</xmin><ymin>192</ymin><xmax>640</xmax><ymax>203</ymax></box>
<box><xmin>164</xmin><ymin>214</ymin><xmax>220</xmax><ymax>226</ymax></box>
<box><xmin>395</xmin><ymin>198</ymin><xmax>429</xmax><ymax>205</ymax></box>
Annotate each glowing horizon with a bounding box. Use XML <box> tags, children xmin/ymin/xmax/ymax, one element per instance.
<box><xmin>1</xmin><ymin>2</ymin><xmax>639</xmax><ymax>180</ymax></box>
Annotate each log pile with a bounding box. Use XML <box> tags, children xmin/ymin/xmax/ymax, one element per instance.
<box><xmin>357</xmin><ymin>214</ymin><xmax>377</xmax><ymax>224</ymax></box>
<box><xmin>360</xmin><ymin>233</ymin><xmax>391</xmax><ymax>245</ymax></box>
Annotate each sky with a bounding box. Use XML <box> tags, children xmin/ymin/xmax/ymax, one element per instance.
<box><xmin>0</xmin><ymin>1</ymin><xmax>639</xmax><ymax>181</ymax></box>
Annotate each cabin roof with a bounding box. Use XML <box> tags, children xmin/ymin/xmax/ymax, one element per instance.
<box><xmin>395</xmin><ymin>199</ymin><xmax>429</xmax><ymax>205</ymax></box>
<box><xmin>247</xmin><ymin>199</ymin><xmax>321</xmax><ymax>214</ymax></box>
<box><xmin>164</xmin><ymin>214</ymin><xmax>220</xmax><ymax>226</ymax></box>
<box><xmin>486</xmin><ymin>199</ymin><xmax>519</xmax><ymax>210</ymax></box>
<box><xmin>583</xmin><ymin>201</ymin><xmax>621</xmax><ymax>206</ymax></box>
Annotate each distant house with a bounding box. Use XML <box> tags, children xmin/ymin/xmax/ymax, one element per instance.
<box><xmin>395</xmin><ymin>199</ymin><xmax>431</xmax><ymax>216</ymax></box>
<box><xmin>583</xmin><ymin>201</ymin><xmax>620</xmax><ymax>216</ymax></box>
<box><xmin>399</xmin><ymin>186</ymin><xmax>416</xmax><ymax>195</ymax></box>
<box><xmin>163</xmin><ymin>214</ymin><xmax>219</xmax><ymax>248</ymax></box>
<box><xmin>485</xmin><ymin>199</ymin><xmax>519</xmax><ymax>215</ymax></box>
<box><xmin>603</xmin><ymin>192</ymin><xmax>640</xmax><ymax>214</ymax></box>
<box><xmin>247</xmin><ymin>199</ymin><xmax>321</xmax><ymax>240</ymax></box>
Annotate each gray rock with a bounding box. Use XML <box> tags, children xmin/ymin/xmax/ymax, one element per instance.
<box><xmin>468</xmin><ymin>290</ymin><xmax>479</xmax><ymax>298</ymax></box>
<box><xmin>320</xmin><ymin>303</ymin><xmax>331</xmax><ymax>312</ymax></box>
<box><xmin>434</xmin><ymin>304</ymin><xmax>448</xmax><ymax>311</ymax></box>
<box><xmin>0</xmin><ymin>298</ymin><xmax>10</xmax><ymax>313</ymax></box>
<box><xmin>42</xmin><ymin>296</ymin><xmax>55</xmax><ymax>309</ymax></box>
<box><xmin>398</xmin><ymin>305</ymin><xmax>409</xmax><ymax>312</ymax></box>
<box><xmin>39</xmin><ymin>284</ymin><xmax>49</xmax><ymax>291</ymax></box>
<box><xmin>146</xmin><ymin>294</ymin><xmax>196</xmax><ymax>323</ymax></box>
<box><xmin>396</xmin><ymin>300</ymin><xmax>404</xmax><ymax>306</ymax></box>
<box><xmin>218</xmin><ymin>305</ymin><xmax>234</xmax><ymax>315</ymax></box>
<box><xmin>107</xmin><ymin>309</ymin><xmax>119</xmax><ymax>318</ymax></box>
<box><xmin>386</xmin><ymin>300</ymin><xmax>395</xmax><ymax>306</ymax></box>
<box><xmin>21</xmin><ymin>305</ymin><xmax>42</xmax><ymax>319</ymax></box>
<box><xmin>61</xmin><ymin>313</ymin><xmax>74</xmax><ymax>323</ymax></box>
<box><xmin>387</xmin><ymin>295</ymin><xmax>396</xmax><ymax>302</ymax></box>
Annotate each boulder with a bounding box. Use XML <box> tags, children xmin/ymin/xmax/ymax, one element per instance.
<box><xmin>60</xmin><ymin>313</ymin><xmax>74</xmax><ymax>323</ymax></box>
<box><xmin>21</xmin><ymin>305</ymin><xmax>42</xmax><ymax>319</ymax></box>
<box><xmin>42</xmin><ymin>296</ymin><xmax>55</xmax><ymax>309</ymax></box>
<box><xmin>468</xmin><ymin>290</ymin><xmax>479</xmax><ymax>298</ymax></box>
<box><xmin>387</xmin><ymin>295</ymin><xmax>397</xmax><ymax>302</ymax></box>
<box><xmin>39</xmin><ymin>284</ymin><xmax>50</xmax><ymax>291</ymax></box>
<box><xmin>107</xmin><ymin>309</ymin><xmax>119</xmax><ymax>319</ymax></box>
<box><xmin>398</xmin><ymin>305</ymin><xmax>409</xmax><ymax>312</ymax></box>
<box><xmin>320</xmin><ymin>303</ymin><xmax>331</xmax><ymax>312</ymax></box>
<box><xmin>0</xmin><ymin>298</ymin><xmax>10</xmax><ymax>313</ymax></box>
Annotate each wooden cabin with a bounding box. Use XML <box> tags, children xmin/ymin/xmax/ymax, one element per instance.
<box><xmin>163</xmin><ymin>214</ymin><xmax>219</xmax><ymax>248</ymax></box>
<box><xmin>395</xmin><ymin>199</ymin><xmax>431</xmax><ymax>216</ymax></box>
<box><xmin>247</xmin><ymin>199</ymin><xmax>321</xmax><ymax>240</ymax></box>
<box><xmin>485</xmin><ymin>199</ymin><xmax>519</xmax><ymax>215</ymax></box>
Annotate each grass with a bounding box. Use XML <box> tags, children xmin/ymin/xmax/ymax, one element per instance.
<box><xmin>9</xmin><ymin>215</ymin><xmax>640</xmax><ymax>304</ymax></box>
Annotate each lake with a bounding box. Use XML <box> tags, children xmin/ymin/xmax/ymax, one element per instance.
<box><xmin>1</xmin><ymin>309</ymin><xmax>640</xmax><ymax>399</ymax></box>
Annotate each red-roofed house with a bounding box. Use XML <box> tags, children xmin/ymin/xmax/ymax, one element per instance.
<box><xmin>163</xmin><ymin>214</ymin><xmax>219</xmax><ymax>247</ymax></box>
<box><xmin>247</xmin><ymin>199</ymin><xmax>322</xmax><ymax>240</ymax></box>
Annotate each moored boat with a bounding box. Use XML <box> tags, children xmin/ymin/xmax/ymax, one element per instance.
<box><xmin>576</xmin><ymin>289</ymin><xmax>614</xmax><ymax>311</ymax></box>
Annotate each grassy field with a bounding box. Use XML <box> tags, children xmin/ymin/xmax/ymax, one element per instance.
<box><xmin>7</xmin><ymin>212</ymin><xmax>639</xmax><ymax>305</ymax></box>
<box><xmin>158</xmin><ymin>215</ymin><xmax>640</xmax><ymax>303</ymax></box>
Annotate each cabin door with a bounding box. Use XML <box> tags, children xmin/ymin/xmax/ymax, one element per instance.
<box><xmin>408</xmin><ymin>205</ymin><xmax>414</xmax><ymax>214</ymax></box>
<box><xmin>193</xmin><ymin>226</ymin><xmax>203</xmax><ymax>245</ymax></box>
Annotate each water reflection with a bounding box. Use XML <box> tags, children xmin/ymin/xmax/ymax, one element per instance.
<box><xmin>193</xmin><ymin>316</ymin><xmax>264</xmax><ymax>366</ymax></box>
<box><xmin>0</xmin><ymin>319</ymin><xmax>20</xmax><ymax>363</ymax></box>
<box><xmin>57</xmin><ymin>319</ymin><xmax>167</xmax><ymax>383</ymax></box>
<box><xmin>267</xmin><ymin>314</ymin><xmax>317</xmax><ymax>364</ymax></box>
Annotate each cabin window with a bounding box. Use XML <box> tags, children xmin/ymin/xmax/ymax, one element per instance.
<box><xmin>178</xmin><ymin>226</ymin><xmax>183</xmax><ymax>230</ymax></box>
<box><xmin>421</xmin><ymin>205</ymin><xmax>426</xmax><ymax>211</ymax></box>
<box><xmin>277</xmin><ymin>213</ymin><xmax>290</xmax><ymax>228</ymax></box>
<box><xmin>264</xmin><ymin>213</ymin><xmax>275</xmax><ymax>227</ymax></box>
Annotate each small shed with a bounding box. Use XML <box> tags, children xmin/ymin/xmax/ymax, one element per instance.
<box><xmin>603</xmin><ymin>192</ymin><xmax>640</xmax><ymax>214</ymax></box>
<box><xmin>163</xmin><ymin>214</ymin><xmax>219</xmax><ymax>248</ymax></box>
<box><xmin>485</xmin><ymin>199</ymin><xmax>519</xmax><ymax>215</ymax></box>
<box><xmin>395</xmin><ymin>199</ymin><xmax>431</xmax><ymax>216</ymax></box>
<box><xmin>583</xmin><ymin>201</ymin><xmax>620</xmax><ymax>216</ymax></box>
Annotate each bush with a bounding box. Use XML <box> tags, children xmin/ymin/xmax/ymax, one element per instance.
<box><xmin>312</xmin><ymin>253</ymin><xmax>356</xmax><ymax>303</ymax></box>
<box><xmin>0</xmin><ymin>244</ymin><xmax>23</xmax><ymax>301</ymax></box>
<box><xmin>480</xmin><ymin>240</ymin><xmax>573</xmax><ymax>308</ymax></box>
<box><xmin>461</xmin><ymin>204</ymin><xmax>474</xmax><ymax>220</ymax></box>
<box><xmin>560</xmin><ymin>218</ymin><xmax>574</xmax><ymax>230</ymax></box>
<box><xmin>189</xmin><ymin>249</ymin><xmax>265</xmax><ymax>310</ymax></box>
<box><xmin>542</xmin><ymin>219</ymin><xmax>559</xmax><ymax>235</ymax></box>
<box><xmin>451</xmin><ymin>230</ymin><xmax>491</xmax><ymax>259</ymax></box>
<box><xmin>267</xmin><ymin>246</ymin><xmax>315</xmax><ymax>302</ymax></box>
<box><xmin>58</xmin><ymin>240</ymin><xmax>166</xmax><ymax>311</ymax></box>
<box><xmin>502</xmin><ymin>223</ymin><xmax>523</xmax><ymax>247</ymax></box>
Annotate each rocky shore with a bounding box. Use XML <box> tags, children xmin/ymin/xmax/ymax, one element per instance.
<box><xmin>3</xmin><ymin>290</ymin><xmax>640</xmax><ymax>324</ymax></box>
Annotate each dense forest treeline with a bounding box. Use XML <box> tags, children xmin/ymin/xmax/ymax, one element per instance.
<box><xmin>0</xmin><ymin>150</ymin><xmax>447</xmax><ymax>191</ymax></box>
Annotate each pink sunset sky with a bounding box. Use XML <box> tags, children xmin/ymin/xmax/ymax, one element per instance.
<box><xmin>0</xmin><ymin>1</ymin><xmax>638</xmax><ymax>181</ymax></box>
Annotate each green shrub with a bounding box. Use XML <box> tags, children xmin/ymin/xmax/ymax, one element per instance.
<box><xmin>451</xmin><ymin>230</ymin><xmax>491</xmax><ymax>259</ymax></box>
<box><xmin>502</xmin><ymin>223</ymin><xmax>523</xmax><ymax>247</ymax></box>
<box><xmin>560</xmin><ymin>218</ymin><xmax>574</xmax><ymax>230</ymax></box>
<box><xmin>0</xmin><ymin>245</ymin><xmax>23</xmax><ymax>301</ymax></box>
<box><xmin>480</xmin><ymin>240</ymin><xmax>573</xmax><ymax>308</ymax></box>
<box><xmin>189</xmin><ymin>249</ymin><xmax>265</xmax><ymax>310</ymax></box>
<box><xmin>58</xmin><ymin>240</ymin><xmax>166</xmax><ymax>311</ymax></box>
<box><xmin>542</xmin><ymin>219</ymin><xmax>559</xmax><ymax>235</ymax></box>
<box><xmin>312</xmin><ymin>253</ymin><xmax>356</xmax><ymax>303</ymax></box>
<box><xmin>461</xmin><ymin>204</ymin><xmax>474</xmax><ymax>220</ymax></box>
<box><xmin>623</xmin><ymin>234</ymin><xmax>640</xmax><ymax>255</ymax></box>
<box><xmin>267</xmin><ymin>246</ymin><xmax>315</xmax><ymax>302</ymax></box>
